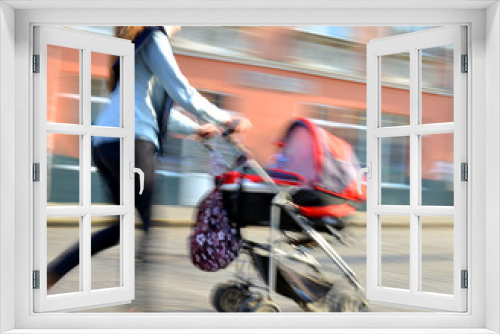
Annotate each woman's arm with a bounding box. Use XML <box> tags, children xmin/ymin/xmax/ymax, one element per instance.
<box><xmin>168</xmin><ymin>107</ymin><xmax>222</xmax><ymax>138</ymax></box>
<box><xmin>142</xmin><ymin>31</ymin><xmax>231</xmax><ymax>126</ymax></box>
<box><xmin>167</xmin><ymin>107</ymin><xmax>199</xmax><ymax>136</ymax></box>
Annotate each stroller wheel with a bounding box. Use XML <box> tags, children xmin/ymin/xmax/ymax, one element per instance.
<box><xmin>239</xmin><ymin>295</ymin><xmax>281</xmax><ymax>312</ymax></box>
<box><xmin>320</xmin><ymin>280</ymin><xmax>369</xmax><ymax>312</ymax></box>
<box><xmin>211</xmin><ymin>283</ymin><xmax>248</xmax><ymax>312</ymax></box>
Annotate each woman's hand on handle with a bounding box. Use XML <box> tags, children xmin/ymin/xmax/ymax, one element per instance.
<box><xmin>194</xmin><ymin>123</ymin><xmax>221</xmax><ymax>139</ymax></box>
<box><xmin>222</xmin><ymin>117</ymin><xmax>252</xmax><ymax>134</ymax></box>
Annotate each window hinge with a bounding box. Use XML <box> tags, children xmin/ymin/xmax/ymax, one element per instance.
<box><xmin>461</xmin><ymin>54</ymin><xmax>468</xmax><ymax>73</ymax></box>
<box><xmin>33</xmin><ymin>270</ymin><xmax>40</xmax><ymax>289</ymax></box>
<box><xmin>461</xmin><ymin>162</ymin><xmax>468</xmax><ymax>181</ymax></box>
<box><xmin>33</xmin><ymin>54</ymin><xmax>40</xmax><ymax>73</ymax></box>
<box><xmin>461</xmin><ymin>270</ymin><xmax>468</xmax><ymax>289</ymax></box>
<box><xmin>33</xmin><ymin>163</ymin><xmax>40</xmax><ymax>182</ymax></box>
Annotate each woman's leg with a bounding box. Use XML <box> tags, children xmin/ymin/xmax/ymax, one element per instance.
<box><xmin>133</xmin><ymin>140</ymin><xmax>157</xmax><ymax>233</ymax></box>
<box><xmin>132</xmin><ymin>140</ymin><xmax>157</xmax><ymax>264</ymax></box>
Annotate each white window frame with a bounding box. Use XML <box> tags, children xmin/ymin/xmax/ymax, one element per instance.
<box><xmin>1</xmin><ymin>2</ymin><xmax>498</xmax><ymax>333</ymax></box>
<box><xmin>33</xmin><ymin>26</ymin><xmax>136</xmax><ymax>313</ymax></box>
<box><xmin>365</xmin><ymin>26</ymin><xmax>467</xmax><ymax>312</ymax></box>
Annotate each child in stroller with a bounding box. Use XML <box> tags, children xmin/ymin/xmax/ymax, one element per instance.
<box><xmin>203</xmin><ymin>118</ymin><xmax>368</xmax><ymax>312</ymax></box>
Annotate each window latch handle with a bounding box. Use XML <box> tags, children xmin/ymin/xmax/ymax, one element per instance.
<box><xmin>130</xmin><ymin>162</ymin><xmax>144</xmax><ymax>195</ymax></box>
<box><xmin>357</xmin><ymin>162</ymin><xmax>371</xmax><ymax>195</ymax></box>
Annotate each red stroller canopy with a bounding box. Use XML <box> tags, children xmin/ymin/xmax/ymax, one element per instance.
<box><xmin>276</xmin><ymin>118</ymin><xmax>366</xmax><ymax>202</ymax></box>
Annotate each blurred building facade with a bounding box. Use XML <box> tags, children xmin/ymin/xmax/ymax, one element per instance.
<box><xmin>47</xmin><ymin>26</ymin><xmax>454</xmax><ymax>208</ymax></box>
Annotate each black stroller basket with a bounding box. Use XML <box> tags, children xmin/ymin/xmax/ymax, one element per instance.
<box><xmin>222</xmin><ymin>184</ymin><xmax>353</xmax><ymax>233</ymax></box>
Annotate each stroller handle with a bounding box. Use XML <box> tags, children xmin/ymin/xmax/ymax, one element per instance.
<box><xmin>221</xmin><ymin>118</ymin><xmax>241</xmax><ymax>137</ymax></box>
<box><xmin>222</xmin><ymin>127</ymin><xmax>235</xmax><ymax>137</ymax></box>
<box><xmin>225</xmin><ymin>135</ymin><xmax>282</xmax><ymax>194</ymax></box>
<box><xmin>223</xmin><ymin>133</ymin><xmax>253</xmax><ymax>160</ymax></box>
<box><xmin>200</xmin><ymin>119</ymin><xmax>248</xmax><ymax>156</ymax></box>
<box><xmin>202</xmin><ymin>128</ymin><xmax>282</xmax><ymax>193</ymax></box>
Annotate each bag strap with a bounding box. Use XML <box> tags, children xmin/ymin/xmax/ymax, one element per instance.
<box><xmin>158</xmin><ymin>95</ymin><xmax>174</xmax><ymax>156</ymax></box>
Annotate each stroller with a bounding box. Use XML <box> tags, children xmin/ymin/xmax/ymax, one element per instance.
<box><xmin>206</xmin><ymin>118</ymin><xmax>368</xmax><ymax>312</ymax></box>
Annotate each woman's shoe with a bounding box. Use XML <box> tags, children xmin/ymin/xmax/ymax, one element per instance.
<box><xmin>47</xmin><ymin>269</ymin><xmax>62</xmax><ymax>289</ymax></box>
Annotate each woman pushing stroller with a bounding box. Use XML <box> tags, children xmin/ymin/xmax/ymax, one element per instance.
<box><xmin>47</xmin><ymin>26</ymin><xmax>251</xmax><ymax>289</ymax></box>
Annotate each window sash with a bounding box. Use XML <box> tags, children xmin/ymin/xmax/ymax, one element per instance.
<box><xmin>366</xmin><ymin>26</ymin><xmax>467</xmax><ymax>312</ymax></box>
<box><xmin>32</xmin><ymin>26</ymin><xmax>135</xmax><ymax>313</ymax></box>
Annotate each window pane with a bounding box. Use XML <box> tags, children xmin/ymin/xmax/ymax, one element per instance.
<box><xmin>47</xmin><ymin>134</ymin><xmax>80</xmax><ymax>205</ymax></box>
<box><xmin>381</xmin><ymin>215</ymin><xmax>410</xmax><ymax>290</ymax></box>
<box><xmin>91</xmin><ymin>52</ymin><xmax>119</xmax><ymax>127</ymax></box>
<box><xmin>91</xmin><ymin>215</ymin><xmax>121</xmax><ymax>290</ymax></box>
<box><xmin>421</xmin><ymin>133</ymin><xmax>454</xmax><ymax>206</ymax></box>
<box><xmin>381</xmin><ymin>136</ymin><xmax>410</xmax><ymax>205</ymax></box>
<box><xmin>47</xmin><ymin>216</ymin><xmax>80</xmax><ymax>295</ymax></box>
<box><xmin>91</xmin><ymin>137</ymin><xmax>121</xmax><ymax>205</ymax></box>
<box><xmin>380</xmin><ymin>52</ymin><xmax>410</xmax><ymax>127</ymax></box>
<box><xmin>421</xmin><ymin>216</ymin><xmax>454</xmax><ymax>295</ymax></box>
<box><xmin>47</xmin><ymin>45</ymin><xmax>80</xmax><ymax>124</ymax></box>
<box><xmin>421</xmin><ymin>45</ymin><xmax>454</xmax><ymax>124</ymax></box>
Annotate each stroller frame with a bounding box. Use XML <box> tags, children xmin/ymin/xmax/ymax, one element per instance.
<box><xmin>206</xmin><ymin>133</ymin><xmax>366</xmax><ymax>312</ymax></box>
<box><xmin>245</xmin><ymin>158</ymin><xmax>364</xmax><ymax>296</ymax></box>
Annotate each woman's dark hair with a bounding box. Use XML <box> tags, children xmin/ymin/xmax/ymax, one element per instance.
<box><xmin>107</xmin><ymin>26</ymin><xmax>146</xmax><ymax>92</ymax></box>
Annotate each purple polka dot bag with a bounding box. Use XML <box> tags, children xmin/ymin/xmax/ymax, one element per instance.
<box><xmin>189</xmin><ymin>186</ymin><xmax>242</xmax><ymax>272</ymax></box>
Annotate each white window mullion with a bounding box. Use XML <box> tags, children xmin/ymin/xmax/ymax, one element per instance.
<box><xmin>411</xmin><ymin>206</ymin><xmax>455</xmax><ymax>216</ymax></box>
<box><xmin>409</xmin><ymin>47</ymin><xmax>420</xmax><ymax>295</ymax></box>
<box><xmin>377</xmin><ymin>215</ymin><xmax>382</xmax><ymax>288</ymax></box>
<box><xmin>373</xmin><ymin>126</ymin><xmax>411</xmax><ymax>138</ymax></box>
<box><xmin>373</xmin><ymin>205</ymin><xmax>411</xmax><ymax>215</ymax></box>
<box><xmin>81</xmin><ymin>47</ymin><xmax>92</xmax><ymax>295</ymax></box>
<box><xmin>365</xmin><ymin>44</ymin><xmax>379</xmax><ymax>296</ymax></box>
<box><xmin>83</xmin><ymin>49</ymin><xmax>91</xmax><ymax>128</ymax></box>
<box><xmin>81</xmin><ymin>132</ymin><xmax>91</xmax><ymax>294</ymax></box>
<box><xmin>78</xmin><ymin>49</ymin><xmax>85</xmax><ymax>293</ymax></box>
<box><xmin>373</xmin><ymin>205</ymin><xmax>455</xmax><ymax>216</ymax></box>
<box><xmin>81</xmin><ymin>213</ymin><xmax>91</xmax><ymax>294</ymax></box>
<box><xmin>91</xmin><ymin>126</ymin><xmax>131</xmax><ymax>138</ymax></box>
<box><xmin>46</xmin><ymin>123</ymin><xmax>88</xmax><ymax>135</ymax></box>
<box><xmin>46</xmin><ymin>205</ymin><xmax>130</xmax><ymax>217</ymax></box>
<box><xmin>47</xmin><ymin>123</ymin><xmax>131</xmax><ymax>138</ymax></box>
<box><xmin>374</xmin><ymin>123</ymin><xmax>454</xmax><ymax>138</ymax></box>
<box><xmin>413</xmin><ymin>123</ymin><xmax>454</xmax><ymax>135</ymax></box>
